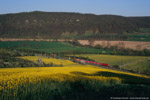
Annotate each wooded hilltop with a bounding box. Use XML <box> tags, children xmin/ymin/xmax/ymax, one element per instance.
<box><xmin>0</xmin><ymin>11</ymin><xmax>150</xmax><ymax>39</ymax></box>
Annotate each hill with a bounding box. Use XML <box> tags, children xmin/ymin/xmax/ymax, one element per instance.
<box><xmin>129</xmin><ymin>17</ymin><xmax>150</xmax><ymax>28</ymax></box>
<box><xmin>0</xmin><ymin>11</ymin><xmax>150</xmax><ymax>39</ymax></box>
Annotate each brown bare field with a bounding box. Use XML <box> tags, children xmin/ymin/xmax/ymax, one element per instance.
<box><xmin>1</xmin><ymin>38</ymin><xmax>150</xmax><ymax>50</ymax></box>
<box><xmin>78</xmin><ymin>40</ymin><xmax>150</xmax><ymax>50</ymax></box>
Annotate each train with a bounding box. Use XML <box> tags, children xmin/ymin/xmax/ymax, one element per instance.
<box><xmin>73</xmin><ymin>58</ymin><xmax>109</xmax><ymax>67</ymax></box>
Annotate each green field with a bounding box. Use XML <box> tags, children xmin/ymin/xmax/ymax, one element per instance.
<box><xmin>74</xmin><ymin>54</ymin><xmax>150</xmax><ymax>75</ymax></box>
<box><xmin>127</xmin><ymin>28</ymin><xmax>150</xmax><ymax>41</ymax></box>
<box><xmin>63</xmin><ymin>28</ymin><xmax>150</xmax><ymax>41</ymax></box>
<box><xmin>127</xmin><ymin>34</ymin><xmax>150</xmax><ymax>41</ymax></box>
<box><xmin>0</xmin><ymin>41</ymin><xmax>105</xmax><ymax>54</ymax></box>
<box><xmin>140</xmin><ymin>28</ymin><xmax>150</xmax><ymax>32</ymax></box>
<box><xmin>120</xmin><ymin>60</ymin><xmax>150</xmax><ymax>74</ymax></box>
<box><xmin>74</xmin><ymin>54</ymin><xmax>150</xmax><ymax>65</ymax></box>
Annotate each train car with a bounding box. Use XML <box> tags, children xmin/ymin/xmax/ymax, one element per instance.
<box><xmin>73</xmin><ymin>58</ymin><xmax>109</xmax><ymax>67</ymax></box>
<box><xmin>98</xmin><ymin>63</ymin><xmax>109</xmax><ymax>67</ymax></box>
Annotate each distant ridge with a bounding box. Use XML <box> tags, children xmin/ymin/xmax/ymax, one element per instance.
<box><xmin>0</xmin><ymin>11</ymin><xmax>150</xmax><ymax>38</ymax></box>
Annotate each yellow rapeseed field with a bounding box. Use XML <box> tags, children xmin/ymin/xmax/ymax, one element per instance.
<box><xmin>0</xmin><ymin>56</ymin><xmax>149</xmax><ymax>93</ymax></box>
<box><xmin>18</xmin><ymin>56</ymin><xmax>75</xmax><ymax>65</ymax></box>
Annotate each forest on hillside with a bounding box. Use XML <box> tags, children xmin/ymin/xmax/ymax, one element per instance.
<box><xmin>0</xmin><ymin>11</ymin><xmax>150</xmax><ymax>39</ymax></box>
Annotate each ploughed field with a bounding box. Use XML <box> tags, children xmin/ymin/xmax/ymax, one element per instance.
<box><xmin>0</xmin><ymin>56</ymin><xmax>150</xmax><ymax>100</ymax></box>
<box><xmin>78</xmin><ymin>40</ymin><xmax>150</xmax><ymax>50</ymax></box>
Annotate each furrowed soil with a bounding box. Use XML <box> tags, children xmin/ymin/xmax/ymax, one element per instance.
<box><xmin>78</xmin><ymin>40</ymin><xmax>150</xmax><ymax>50</ymax></box>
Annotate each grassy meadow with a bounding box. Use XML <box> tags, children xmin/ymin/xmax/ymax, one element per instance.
<box><xmin>73</xmin><ymin>54</ymin><xmax>150</xmax><ymax>75</ymax></box>
<box><xmin>120</xmin><ymin>60</ymin><xmax>150</xmax><ymax>74</ymax></box>
<box><xmin>74</xmin><ymin>54</ymin><xmax>150</xmax><ymax>66</ymax></box>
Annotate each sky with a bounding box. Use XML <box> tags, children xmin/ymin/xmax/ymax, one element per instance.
<box><xmin>0</xmin><ymin>0</ymin><xmax>150</xmax><ymax>16</ymax></box>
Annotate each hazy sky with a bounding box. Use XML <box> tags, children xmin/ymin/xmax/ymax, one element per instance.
<box><xmin>0</xmin><ymin>0</ymin><xmax>150</xmax><ymax>16</ymax></box>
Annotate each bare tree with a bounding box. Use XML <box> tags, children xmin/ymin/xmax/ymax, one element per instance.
<box><xmin>136</xmin><ymin>45</ymin><xmax>142</xmax><ymax>51</ymax></box>
<box><xmin>114</xmin><ymin>44</ymin><xmax>119</xmax><ymax>50</ymax></box>
<box><xmin>88</xmin><ymin>39</ymin><xmax>95</xmax><ymax>46</ymax></box>
<box><xmin>118</xmin><ymin>42</ymin><xmax>125</xmax><ymax>50</ymax></box>
<box><xmin>107</xmin><ymin>41</ymin><xmax>111</xmax><ymax>48</ymax></box>
<box><xmin>102</xmin><ymin>41</ymin><xmax>106</xmax><ymax>48</ymax></box>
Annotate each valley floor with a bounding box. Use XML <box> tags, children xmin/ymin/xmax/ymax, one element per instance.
<box><xmin>0</xmin><ymin>56</ymin><xmax>150</xmax><ymax>100</ymax></box>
